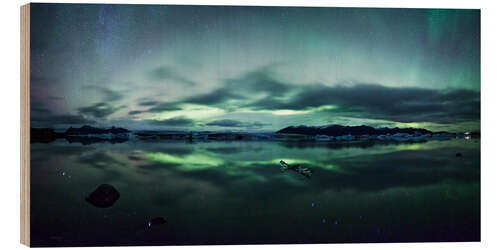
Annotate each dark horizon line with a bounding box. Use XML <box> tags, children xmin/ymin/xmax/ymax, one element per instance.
<box><xmin>29</xmin><ymin>124</ymin><xmax>481</xmax><ymax>134</ymax></box>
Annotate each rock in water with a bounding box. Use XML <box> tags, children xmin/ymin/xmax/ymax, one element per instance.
<box><xmin>456</xmin><ymin>152</ymin><xmax>463</xmax><ymax>157</ymax></box>
<box><xmin>85</xmin><ymin>184</ymin><xmax>120</xmax><ymax>208</ymax></box>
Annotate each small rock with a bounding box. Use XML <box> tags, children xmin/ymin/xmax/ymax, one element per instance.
<box><xmin>456</xmin><ymin>152</ymin><xmax>462</xmax><ymax>157</ymax></box>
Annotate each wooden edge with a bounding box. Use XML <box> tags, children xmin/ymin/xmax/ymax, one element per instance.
<box><xmin>21</xmin><ymin>3</ymin><xmax>30</xmax><ymax>247</ymax></box>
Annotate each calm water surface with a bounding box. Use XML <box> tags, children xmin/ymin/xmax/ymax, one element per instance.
<box><xmin>30</xmin><ymin>138</ymin><xmax>480</xmax><ymax>246</ymax></box>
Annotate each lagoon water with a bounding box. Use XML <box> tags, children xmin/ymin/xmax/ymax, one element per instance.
<box><xmin>30</xmin><ymin>138</ymin><xmax>480</xmax><ymax>246</ymax></box>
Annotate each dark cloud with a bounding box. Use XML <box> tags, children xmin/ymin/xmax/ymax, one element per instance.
<box><xmin>153</xmin><ymin>67</ymin><xmax>284</xmax><ymax>108</ymax></box>
<box><xmin>133</xmin><ymin>84</ymin><xmax>241</xmax><ymax>113</ymax></box>
<box><xmin>136</xmin><ymin>66</ymin><xmax>478</xmax><ymax>128</ymax></box>
<box><xmin>78</xmin><ymin>102</ymin><xmax>125</xmax><ymax>118</ymax></box>
<box><xmin>245</xmin><ymin>97</ymin><xmax>295</xmax><ymax>110</ymax></box>
<box><xmin>148</xmin><ymin>117</ymin><xmax>195</xmax><ymax>127</ymax></box>
<box><xmin>128</xmin><ymin>155</ymin><xmax>143</xmax><ymax>161</ymax></box>
<box><xmin>148</xmin><ymin>66</ymin><xmax>197</xmax><ymax>86</ymax></box>
<box><xmin>128</xmin><ymin>100</ymin><xmax>182</xmax><ymax>115</ymax></box>
<box><xmin>246</xmin><ymin>83</ymin><xmax>480</xmax><ymax>124</ymax></box>
<box><xmin>30</xmin><ymin>85</ymin><xmax>125</xmax><ymax>127</ymax></box>
<box><xmin>183</xmin><ymin>88</ymin><xmax>240</xmax><ymax>106</ymax></box>
<box><xmin>174</xmin><ymin>65</ymin><xmax>479</xmax><ymax>125</ymax></box>
<box><xmin>31</xmin><ymin>113</ymin><xmax>96</xmax><ymax>127</ymax></box>
<box><xmin>147</xmin><ymin>102</ymin><xmax>183</xmax><ymax>113</ymax></box>
<box><xmin>100</xmin><ymin>88</ymin><xmax>123</xmax><ymax>102</ymax></box>
<box><xmin>157</xmin><ymin>67</ymin><xmax>283</xmax><ymax>108</ymax></box>
<box><xmin>138</xmin><ymin>100</ymin><xmax>159</xmax><ymax>106</ymax></box>
<box><xmin>30</xmin><ymin>100</ymin><xmax>96</xmax><ymax>127</ymax></box>
<box><xmin>206</xmin><ymin>119</ymin><xmax>270</xmax><ymax>129</ymax></box>
<box><xmin>144</xmin><ymin>65</ymin><xmax>479</xmax><ymax>126</ymax></box>
<box><xmin>225</xmin><ymin>67</ymin><xmax>291</xmax><ymax>97</ymax></box>
<box><xmin>83</xmin><ymin>86</ymin><xmax>123</xmax><ymax>102</ymax></box>
<box><xmin>128</xmin><ymin>110</ymin><xmax>143</xmax><ymax>115</ymax></box>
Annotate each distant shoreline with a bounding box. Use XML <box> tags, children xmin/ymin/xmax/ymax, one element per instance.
<box><xmin>30</xmin><ymin>124</ymin><xmax>480</xmax><ymax>144</ymax></box>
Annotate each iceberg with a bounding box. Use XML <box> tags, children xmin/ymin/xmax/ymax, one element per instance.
<box><xmin>279</xmin><ymin>160</ymin><xmax>313</xmax><ymax>178</ymax></box>
<box><xmin>314</xmin><ymin>134</ymin><xmax>332</xmax><ymax>141</ymax></box>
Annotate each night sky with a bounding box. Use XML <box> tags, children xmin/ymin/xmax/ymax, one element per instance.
<box><xmin>30</xmin><ymin>3</ymin><xmax>480</xmax><ymax>132</ymax></box>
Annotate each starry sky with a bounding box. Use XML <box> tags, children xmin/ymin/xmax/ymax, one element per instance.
<box><xmin>30</xmin><ymin>3</ymin><xmax>480</xmax><ymax>132</ymax></box>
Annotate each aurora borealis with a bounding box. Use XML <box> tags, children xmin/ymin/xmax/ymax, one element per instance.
<box><xmin>30</xmin><ymin>4</ymin><xmax>480</xmax><ymax>132</ymax></box>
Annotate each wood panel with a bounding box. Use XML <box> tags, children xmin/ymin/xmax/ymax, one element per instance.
<box><xmin>20</xmin><ymin>3</ymin><xmax>30</xmax><ymax>247</ymax></box>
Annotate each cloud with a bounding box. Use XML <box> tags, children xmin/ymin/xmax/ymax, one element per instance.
<box><xmin>149</xmin><ymin>117</ymin><xmax>195</xmax><ymax>127</ymax></box>
<box><xmin>183</xmin><ymin>88</ymin><xmax>241</xmax><ymax>106</ymax></box>
<box><xmin>139</xmin><ymin>65</ymin><xmax>479</xmax><ymax>126</ymax></box>
<box><xmin>82</xmin><ymin>85</ymin><xmax>124</xmax><ymax>102</ymax></box>
<box><xmin>127</xmin><ymin>100</ymin><xmax>182</xmax><ymax>115</ymax></box>
<box><xmin>78</xmin><ymin>102</ymin><xmax>125</xmax><ymax>118</ymax></box>
<box><xmin>171</xmin><ymin>65</ymin><xmax>479</xmax><ymax>125</ymax></box>
<box><xmin>245</xmin><ymin>83</ymin><xmax>480</xmax><ymax>124</ymax></box>
<box><xmin>225</xmin><ymin>66</ymin><xmax>291</xmax><ymax>97</ymax></box>
<box><xmin>130</xmin><ymin>85</ymin><xmax>241</xmax><ymax>115</ymax></box>
<box><xmin>147</xmin><ymin>102</ymin><xmax>183</xmax><ymax>113</ymax></box>
<box><xmin>138</xmin><ymin>100</ymin><xmax>159</xmax><ymax>106</ymax></box>
<box><xmin>206</xmin><ymin>119</ymin><xmax>270</xmax><ymax>129</ymax></box>
<box><xmin>38</xmin><ymin>64</ymin><xmax>478</xmax><ymax>129</ymax></box>
<box><xmin>128</xmin><ymin>110</ymin><xmax>143</xmax><ymax>115</ymax></box>
<box><xmin>30</xmin><ymin>101</ymin><xmax>96</xmax><ymax>127</ymax></box>
<box><xmin>31</xmin><ymin>113</ymin><xmax>96</xmax><ymax>127</ymax></box>
<box><xmin>135</xmin><ymin>66</ymin><xmax>287</xmax><ymax>112</ymax></box>
<box><xmin>148</xmin><ymin>66</ymin><xmax>197</xmax><ymax>86</ymax></box>
<box><xmin>157</xmin><ymin>66</ymin><xmax>283</xmax><ymax>108</ymax></box>
<box><xmin>101</xmin><ymin>88</ymin><xmax>123</xmax><ymax>102</ymax></box>
<box><xmin>128</xmin><ymin>100</ymin><xmax>183</xmax><ymax>115</ymax></box>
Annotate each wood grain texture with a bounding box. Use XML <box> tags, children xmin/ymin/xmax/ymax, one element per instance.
<box><xmin>20</xmin><ymin>3</ymin><xmax>30</xmax><ymax>247</ymax></box>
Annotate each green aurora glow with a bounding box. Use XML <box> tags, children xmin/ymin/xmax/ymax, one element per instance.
<box><xmin>30</xmin><ymin>4</ymin><xmax>480</xmax><ymax>132</ymax></box>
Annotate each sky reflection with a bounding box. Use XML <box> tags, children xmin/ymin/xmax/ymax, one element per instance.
<box><xmin>30</xmin><ymin>139</ymin><xmax>480</xmax><ymax>246</ymax></box>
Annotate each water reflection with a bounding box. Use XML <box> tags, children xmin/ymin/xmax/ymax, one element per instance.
<box><xmin>30</xmin><ymin>139</ymin><xmax>480</xmax><ymax>246</ymax></box>
<box><xmin>85</xmin><ymin>184</ymin><xmax>121</xmax><ymax>208</ymax></box>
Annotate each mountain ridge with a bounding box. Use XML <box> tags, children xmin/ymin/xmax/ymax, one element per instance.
<box><xmin>276</xmin><ymin>124</ymin><xmax>434</xmax><ymax>136</ymax></box>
